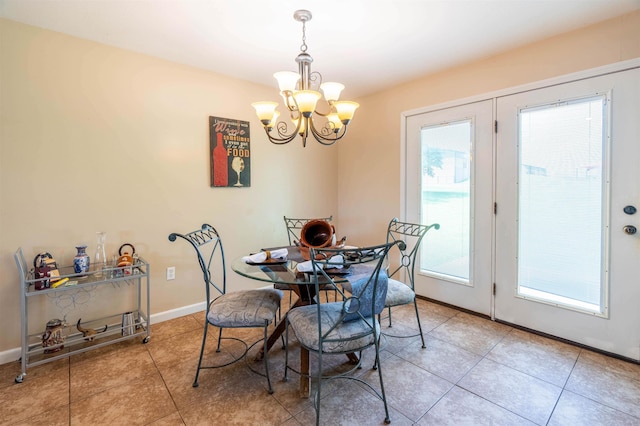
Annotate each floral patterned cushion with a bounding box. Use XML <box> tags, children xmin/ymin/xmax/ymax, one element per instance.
<box><xmin>384</xmin><ymin>278</ymin><xmax>415</xmax><ymax>307</ymax></box>
<box><xmin>287</xmin><ymin>302</ymin><xmax>381</xmax><ymax>353</ymax></box>
<box><xmin>207</xmin><ymin>288</ymin><xmax>282</xmax><ymax>328</ymax></box>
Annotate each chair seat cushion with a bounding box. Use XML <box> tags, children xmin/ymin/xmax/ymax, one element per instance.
<box><xmin>385</xmin><ymin>278</ymin><xmax>415</xmax><ymax>307</ymax></box>
<box><xmin>288</xmin><ymin>302</ymin><xmax>380</xmax><ymax>353</ymax></box>
<box><xmin>207</xmin><ymin>289</ymin><xmax>282</xmax><ymax>328</ymax></box>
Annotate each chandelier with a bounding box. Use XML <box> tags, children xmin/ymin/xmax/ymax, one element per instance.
<box><xmin>251</xmin><ymin>10</ymin><xmax>359</xmax><ymax>147</ymax></box>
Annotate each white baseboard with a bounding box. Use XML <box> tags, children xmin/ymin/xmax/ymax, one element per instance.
<box><xmin>149</xmin><ymin>301</ymin><xmax>206</xmax><ymax>324</ymax></box>
<box><xmin>0</xmin><ymin>302</ymin><xmax>207</xmax><ymax>366</ymax></box>
<box><xmin>0</xmin><ymin>348</ymin><xmax>21</xmax><ymax>367</ymax></box>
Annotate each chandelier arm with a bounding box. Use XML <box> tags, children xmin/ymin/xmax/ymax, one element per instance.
<box><xmin>308</xmin><ymin>118</ymin><xmax>349</xmax><ymax>146</ymax></box>
<box><xmin>260</xmin><ymin>120</ymin><xmax>299</xmax><ymax>144</ymax></box>
<box><xmin>261</xmin><ymin>126</ymin><xmax>298</xmax><ymax>145</ymax></box>
<box><xmin>260</xmin><ymin>112</ymin><xmax>308</xmax><ymax>145</ymax></box>
<box><xmin>308</xmin><ymin>71</ymin><xmax>322</xmax><ymax>92</ymax></box>
<box><xmin>282</xmin><ymin>90</ymin><xmax>296</xmax><ymax>112</ymax></box>
<box><xmin>276</xmin><ymin>110</ymin><xmax>302</xmax><ymax>136</ymax></box>
<box><xmin>312</xmin><ymin>105</ymin><xmax>332</xmax><ymax>117</ymax></box>
<box><xmin>310</xmin><ymin>90</ymin><xmax>334</xmax><ymax>117</ymax></box>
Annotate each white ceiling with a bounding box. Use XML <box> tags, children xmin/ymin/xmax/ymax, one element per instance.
<box><xmin>2</xmin><ymin>0</ymin><xmax>639</xmax><ymax>98</ymax></box>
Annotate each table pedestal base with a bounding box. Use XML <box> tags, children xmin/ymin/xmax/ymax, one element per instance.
<box><xmin>254</xmin><ymin>286</ymin><xmax>360</xmax><ymax>398</ymax></box>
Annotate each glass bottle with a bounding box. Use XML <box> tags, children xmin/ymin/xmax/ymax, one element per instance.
<box><xmin>94</xmin><ymin>232</ymin><xmax>107</xmax><ymax>277</ymax></box>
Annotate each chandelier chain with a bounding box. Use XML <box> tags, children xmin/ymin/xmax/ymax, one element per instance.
<box><xmin>300</xmin><ymin>20</ymin><xmax>307</xmax><ymax>53</ymax></box>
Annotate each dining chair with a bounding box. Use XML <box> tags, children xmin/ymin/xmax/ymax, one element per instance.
<box><xmin>284</xmin><ymin>215</ymin><xmax>333</xmax><ymax>246</ymax></box>
<box><xmin>168</xmin><ymin>224</ymin><xmax>283</xmax><ymax>393</ymax></box>
<box><xmin>381</xmin><ymin>217</ymin><xmax>440</xmax><ymax>348</ymax></box>
<box><xmin>281</xmin><ymin>215</ymin><xmax>337</xmax><ymax>305</ymax></box>
<box><xmin>283</xmin><ymin>242</ymin><xmax>400</xmax><ymax>425</ymax></box>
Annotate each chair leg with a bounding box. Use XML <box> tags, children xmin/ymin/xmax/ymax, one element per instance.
<box><xmin>315</xmin><ymin>344</ymin><xmax>324</xmax><ymax>426</ymax></box>
<box><xmin>277</xmin><ymin>290</ymin><xmax>293</xmax><ymax>322</ymax></box>
<box><xmin>281</xmin><ymin>290</ymin><xmax>294</xmax><ymax>349</ymax></box>
<box><xmin>278</xmin><ymin>299</ymin><xmax>282</xmax><ymax>322</ymax></box>
<box><xmin>193</xmin><ymin>320</ymin><xmax>210</xmax><ymax>387</ymax></box>
<box><xmin>283</xmin><ymin>319</ymin><xmax>290</xmax><ymax>382</ymax></box>
<box><xmin>374</xmin><ymin>327</ymin><xmax>391</xmax><ymax>424</ymax></box>
<box><xmin>413</xmin><ymin>298</ymin><xmax>426</xmax><ymax>348</ymax></box>
<box><xmin>373</xmin><ymin>339</ymin><xmax>380</xmax><ymax>370</ymax></box>
<box><xmin>277</xmin><ymin>298</ymin><xmax>283</xmax><ymax>347</ymax></box>
<box><xmin>216</xmin><ymin>326</ymin><xmax>223</xmax><ymax>352</ymax></box>
<box><xmin>374</xmin><ymin>314</ymin><xmax>382</xmax><ymax>370</ymax></box>
<box><xmin>263</xmin><ymin>321</ymin><xmax>274</xmax><ymax>394</ymax></box>
<box><xmin>386</xmin><ymin>306</ymin><xmax>393</xmax><ymax>327</ymax></box>
<box><xmin>278</xmin><ymin>291</ymin><xmax>294</xmax><ymax>349</ymax></box>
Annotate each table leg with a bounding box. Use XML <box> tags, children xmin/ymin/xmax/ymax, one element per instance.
<box><xmin>254</xmin><ymin>297</ymin><xmax>303</xmax><ymax>361</ymax></box>
<box><xmin>300</xmin><ymin>347</ymin><xmax>310</xmax><ymax>398</ymax></box>
<box><xmin>347</xmin><ymin>353</ymin><xmax>359</xmax><ymax>364</ymax></box>
<box><xmin>253</xmin><ymin>283</ymin><xmax>355</xmax><ymax>398</ymax></box>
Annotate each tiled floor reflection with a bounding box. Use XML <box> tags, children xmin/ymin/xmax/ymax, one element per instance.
<box><xmin>1</xmin><ymin>298</ymin><xmax>639</xmax><ymax>425</ymax></box>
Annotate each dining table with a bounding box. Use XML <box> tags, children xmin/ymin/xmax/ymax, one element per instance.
<box><xmin>231</xmin><ymin>245</ymin><xmax>359</xmax><ymax>397</ymax></box>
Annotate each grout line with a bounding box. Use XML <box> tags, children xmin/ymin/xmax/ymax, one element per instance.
<box><xmin>6</xmin><ymin>301</ymin><xmax>639</xmax><ymax>425</ymax></box>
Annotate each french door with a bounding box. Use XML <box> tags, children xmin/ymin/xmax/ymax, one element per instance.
<box><xmin>405</xmin><ymin>100</ymin><xmax>494</xmax><ymax>315</ymax></box>
<box><xmin>495</xmin><ymin>68</ymin><xmax>640</xmax><ymax>361</ymax></box>
<box><xmin>404</xmin><ymin>64</ymin><xmax>640</xmax><ymax>360</ymax></box>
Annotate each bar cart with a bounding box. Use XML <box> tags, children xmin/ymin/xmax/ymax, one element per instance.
<box><xmin>13</xmin><ymin>247</ymin><xmax>151</xmax><ymax>383</ymax></box>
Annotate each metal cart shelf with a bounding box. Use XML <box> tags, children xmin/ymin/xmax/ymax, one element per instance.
<box><xmin>13</xmin><ymin>247</ymin><xmax>151</xmax><ymax>383</ymax></box>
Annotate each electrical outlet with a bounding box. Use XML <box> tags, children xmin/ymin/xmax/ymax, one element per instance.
<box><xmin>166</xmin><ymin>266</ymin><xmax>176</xmax><ymax>280</ymax></box>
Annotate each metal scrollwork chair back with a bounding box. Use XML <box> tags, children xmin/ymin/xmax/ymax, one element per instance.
<box><xmin>168</xmin><ymin>224</ymin><xmax>282</xmax><ymax>393</ymax></box>
<box><xmin>284</xmin><ymin>241</ymin><xmax>401</xmax><ymax>425</ymax></box>
<box><xmin>283</xmin><ymin>215</ymin><xmax>333</xmax><ymax>246</ymax></box>
<box><xmin>282</xmin><ymin>215</ymin><xmax>337</xmax><ymax>306</ymax></box>
<box><xmin>382</xmin><ymin>217</ymin><xmax>440</xmax><ymax>348</ymax></box>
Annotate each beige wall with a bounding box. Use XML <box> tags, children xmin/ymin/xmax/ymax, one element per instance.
<box><xmin>338</xmin><ymin>10</ymin><xmax>640</xmax><ymax>246</ymax></box>
<box><xmin>1</xmin><ymin>10</ymin><xmax>639</xmax><ymax>357</ymax></box>
<box><xmin>0</xmin><ymin>19</ymin><xmax>338</xmax><ymax>354</ymax></box>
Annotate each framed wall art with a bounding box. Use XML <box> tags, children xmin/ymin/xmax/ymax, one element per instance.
<box><xmin>209</xmin><ymin>116</ymin><xmax>251</xmax><ymax>188</ymax></box>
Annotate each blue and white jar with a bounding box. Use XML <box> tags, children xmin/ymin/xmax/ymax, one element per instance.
<box><xmin>74</xmin><ymin>245</ymin><xmax>90</xmax><ymax>274</ymax></box>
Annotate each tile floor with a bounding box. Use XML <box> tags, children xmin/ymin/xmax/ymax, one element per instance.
<box><xmin>1</xmin><ymin>297</ymin><xmax>639</xmax><ymax>425</ymax></box>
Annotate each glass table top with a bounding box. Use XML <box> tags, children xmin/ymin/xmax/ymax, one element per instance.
<box><xmin>231</xmin><ymin>246</ymin><xmax>353</xmax><ymax>286</ymax></box>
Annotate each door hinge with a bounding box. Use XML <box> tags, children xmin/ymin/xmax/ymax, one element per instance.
<box><xmin>494</xmin><ymin>120</ymin><xmax>498</xmax><ymax>133</ymax></box>
<box><xmin>494</xmin><ymin>202</ymin><xmax>497</xmax><ymax>214</ymax></box>
<box><xmin>493</xmin><ymin>283</ymin><xmax>496</xmax><ymax>295</ymax></box>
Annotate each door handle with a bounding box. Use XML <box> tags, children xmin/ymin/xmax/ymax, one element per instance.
<box><xmin>623</xmin><ymin>225</ymin><xmax>637</xmax><ymax>235</ymax></box>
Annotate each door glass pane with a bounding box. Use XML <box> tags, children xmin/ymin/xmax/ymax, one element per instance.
<box><xmin>518</xmin><ymin>96</ymin><xmax>605</xmax><ymax>312</ymax></box>
<box><xmin>420</xmin><ymin>120</ymin><xmax>471</xmax><ymax>282</ymax></box>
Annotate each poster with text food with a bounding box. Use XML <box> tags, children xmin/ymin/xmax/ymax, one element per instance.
<box><xmin>209</xmin><ymin>116</ymin><xmax>251</xmax><ymax>188</ymax></box>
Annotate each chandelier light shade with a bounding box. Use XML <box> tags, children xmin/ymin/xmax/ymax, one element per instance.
<box><xmin>253</xmin><ymin>102</ymin><xmax>279</xmax><ymax>125</ymax></box>
<box><xmin>251</xmin><ymin>10</ymin><xmax>359</xmax><ymax>147</ymax></box>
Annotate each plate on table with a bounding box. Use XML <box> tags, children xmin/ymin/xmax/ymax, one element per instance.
<box><xmin>246</xmin><ymin>258</ymin><xmax>287</xmax><ymax>265</ymax></box>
